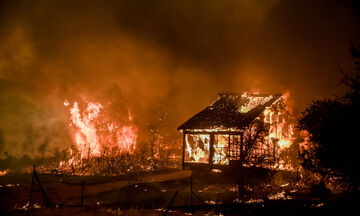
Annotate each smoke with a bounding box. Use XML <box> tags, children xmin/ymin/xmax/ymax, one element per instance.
<box><xmin>0</xmin><ymin>0</ymin><xmax>359</xmax><ymax>157</ymax></box>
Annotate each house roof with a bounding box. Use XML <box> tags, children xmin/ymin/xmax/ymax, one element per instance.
<box><xmin>178</xmin><ymin>93</ymin><xmax>282</xmax><ymax>130</ymax></box>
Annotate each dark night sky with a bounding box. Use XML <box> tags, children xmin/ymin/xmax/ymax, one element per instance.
<box><xmin>0</xmin><ymin>0</ymin><xmax>359</xmax><ymax>156</ymax></box>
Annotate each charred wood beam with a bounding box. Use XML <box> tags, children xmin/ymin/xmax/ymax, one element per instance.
<box><xmin>209</xmin><ymin>134</ymin><xmax>214</xmax><ymax>166</ymax></box>
<box><xmin>182</xmin><ymin>132</ymin><xmax>186</xmax><ymax>169</ymax></box>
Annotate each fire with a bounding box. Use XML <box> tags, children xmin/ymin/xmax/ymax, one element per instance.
<box><xmin>185</xmin><ymin>134</ymin><xmax>209</xmax><ymax>163</ymax></box>
<box><xmin>65</xmin><ymin>100</ymin><xmax>137</xmax><ymax>159</ymax></box>
<box><xmin>117</xmin><ymin>125</ymin><xmax>137</xmax><ymax>153</ymax></box>
<box><xmin>239</xmin><ymin>93</ymin><xmax>273</xmax><ymax>113</ymax></box>
<box><xmin>213</xmin><ymin>134</ymin><xmax>229</xmax><ymax>165</ymax></box>
<box><xmin>0</xmin><ymin>169</ymin><xmax>9</xmax><ymax>176</ymax></box>
<box><xmin>278</xmin><ymin>140</ymin><xmax>291</xmax><ymax>149</ymax></box>
<box><xmin>263</xmin><ymin>93</ymin><xmax>294</xmax><ymax>151</ymax></box>
<box><xmin>183</xmin><ymin>92</ymin><xmax>296</xmax><ymax>170</ymax></box>
<box><xmin>70</xmin><ymin>102</ymin><xmax>102</xmax><ymax>158</ymax></box>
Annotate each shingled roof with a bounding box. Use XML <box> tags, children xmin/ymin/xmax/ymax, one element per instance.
<box><xmin>178</xmin><ymin>93</ymin><xmax>282</xmax><ymax>130</ymax></box>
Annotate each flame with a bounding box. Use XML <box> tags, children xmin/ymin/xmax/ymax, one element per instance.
<box><xmin>0</xmin><ymin>169</ymin><xmax>9</xmax><ymax>176</ymax></box>
<box><xmin>69</xmin><ymin>102</ymin><xmax>102</xmax><ymax>158</ymax></box>
<box><xmin>239</xmin><ymin>93</ymin><xmax>273</xmax><ymax>113</ymax></box>
<box><xmin>278</xmin><ymin>139</ymin><xmax>291</xmax><ymax>149</ymax></box>
<box><xmin>183</xmin><ymin>91</ymin><xmax>296</xmax><ymax>169</ymax></box>
<box><xmin>116</xmin><ymin>125</ymin><xmax>137</xmax><ymax>153</ymax></box>
<box><xmin>263</xmin><ymin>93</ymin><xmax>294</xmax><ymax>152</ymax></box>
<box><xmin>65</xmin><ymin>100</ymin><xmax>137</xmax><ymax>159</ymax></box>
<box><xmin>185</xmin><ymin>134</ymin><xmax>209</xmax><ymax>163</ymax></box>
<box><xmin>213</xmin><ymin>134</ymin><xmax>229</xmax><ymax>165</ymax></box>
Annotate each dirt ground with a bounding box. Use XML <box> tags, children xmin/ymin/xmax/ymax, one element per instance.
<box><xmin>0</xmin><ymin>168</ymin><xmax>358</xmax><ymax>215</ymax></box>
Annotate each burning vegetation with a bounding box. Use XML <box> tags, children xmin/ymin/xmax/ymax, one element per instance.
<box><xmin>0</xmin><ymin>88</ymin><xmax>358</xmax><ymax>215</ymax></box>
<box><xmin>0</xmin><ymin>90</ymin><xmax>300</xmax><ymax>177</ymax></box>
<box><xmin>64</xmin><ymin>100</ymin><xmax>137</xmax><ymax>158</ymax></box>
<box><xmin>0</xmin><ymin>91</ymin><xmax>300</xmax><ymax>176</ymax></box>
<box><xmin>51</xmin><ymin>92</ymin><xmax>299</xmax><ymax>176</ymax></box>
<box><xmin>47</xmin><ymin>96</ymin><xmax>180</xmax><ymax>176</ymax></box>
<box><xmin>0</xmin><ymin>1</ymin><xmax>360</xmax><ymax>215</ymax></box>
<box><xmin>52</xmin><ymin>99</ymin><xmax>140</xmax><ymax>175</ymax></box>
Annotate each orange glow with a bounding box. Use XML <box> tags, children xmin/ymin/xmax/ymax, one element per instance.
<box><xmin>65</xmin><ymin>100</ymin><xmax>137</xmax><ymax>159</ymax></box>
<box><xmin>213</xmin><ymin>134</ymin><xmax>229</xmax><ymax>165</ymax></box>
<box><xmin>185</xmin><ymin>134</ymin><xmax>210</xmax><ymax>163</ymax></box>
<box><xmin>0</xmin><ymin>169</ymin><xmax>9</xmax><ymax>176</ymax></box>
<box><xmin>183</xmin><ymin>92</ymin><xmax>296</xmax><ymax>169</ymax></box>
<box><xmin>263</xmin><ymin>93</ymin><xmax>294</xmax><ymax>152</ymax></box>
<box><xmin>239</xmin><ymin>93</ymin><xmax>273</xmax><ymax>113</ymax></box>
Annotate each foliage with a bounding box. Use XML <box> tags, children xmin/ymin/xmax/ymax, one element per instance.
<box><xmin>230</xmin><ymin>118</ymin><xmax>274</xmax><ymax>200</ymax></box>
<box><xmin>297</xmin><ymin>44</ymin><xmax>360</xmax><ymax>191</ymax></box>
<box><xmin>242</xmin><ymin>119</ymin><xmax>271</xmax><ymax>166</ymax></box>
<box><xmin>229</xmin><ymin>118</ymin><xmax>272</xmax><ymax>169</ymax></box>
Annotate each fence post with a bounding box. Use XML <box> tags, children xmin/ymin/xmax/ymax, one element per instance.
<box><xmin>81</xmin><ymin>180</ymin><xmax>85</xmax><ymax>207</ymax></box>
<box><xmin>190</xmin><ymin>175</ymin><xmax>193</xmax><ymax>208</ymax></box>
<box><xmin>28</xmin><ymin>165</ymin><xmax>36</xmax><ymax>208</ymax></box>
<box><xmin>33</xmin><ymin>168</ymin><xmax>50</xmax><ymax>206</ymax></box>
<box><xmin>163</xmin><ymin>190</ymin><xmax>179</xmax><ymax>216</ymax></box>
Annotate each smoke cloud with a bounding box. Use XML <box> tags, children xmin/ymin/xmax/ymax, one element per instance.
<box><xmin>0</xmin><ymin>0</ymin><xmax>359</xmax><ymax>157</ymax></box>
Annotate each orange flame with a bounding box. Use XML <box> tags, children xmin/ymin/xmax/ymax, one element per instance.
<box><xmin>184</xmin><ymin>92</ymin><xmax>296</xmax><ymax>169</ymax></box>
<box><xmin>0</xmin><ymin>169</ymin><xmax>9</xmax><ymax>176</ymax></box>
<box><xmin>65</xmin><ymin>100</ymin><xmax>137</xmax><ymax>159</ymax></box>
<box><xmin>263</xmin><ymin>93</ymin><xmax>294</xmax><ymax>151</ymax></box>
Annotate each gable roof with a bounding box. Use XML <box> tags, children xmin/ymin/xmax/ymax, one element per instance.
<box><xmin>178</xmin><ymin>93</ymin><xmax>282</xmax><ymax>130</ymax></box>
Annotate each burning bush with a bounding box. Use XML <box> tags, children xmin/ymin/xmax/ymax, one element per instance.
<box><xmin>56</xmin><ymin>98</ymin><xmax>180</xmax><ymax>175</ymax></box>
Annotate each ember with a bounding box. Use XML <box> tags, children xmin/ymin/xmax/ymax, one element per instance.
<box><xmin>0</xmin><ymin>169</ymin><xmax>9</xmax><ymax>176</ymax></box>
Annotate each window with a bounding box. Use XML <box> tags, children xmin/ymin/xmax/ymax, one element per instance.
<box><xmin>213</xmin><ymin>134</ymin><xmax>229</xmax><ymax>165</ymax></box>
<box><xmin>184</xmin><ymin>134</ymin><xmax>210</xmax><ymax>163</ymax></box>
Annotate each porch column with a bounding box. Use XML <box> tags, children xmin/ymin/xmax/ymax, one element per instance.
<box><xmin>182</xmin><ymin>132</ymin><xmax>186</xmax><ymax>169</ymax></box>
<box><xmin>209</xmin><ymin>133</ymin><xmax>214</xmax><ymax>166</ymax></box>
<box><xmin>240</xmin><ymin>132</ymin><xmax>244</xmax><ymax>162</ymax></box>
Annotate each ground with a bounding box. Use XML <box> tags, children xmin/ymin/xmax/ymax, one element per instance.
<box><xmin>0</xmin><ymin>168</ymin><xmax>358</xmax><ymax>215</ymax></box>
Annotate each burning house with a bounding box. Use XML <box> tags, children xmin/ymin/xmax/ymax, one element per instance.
<box><xmin>178</xmin><ymin>93</ymin><xmax>294</xmax><ymax>170</ymax></box>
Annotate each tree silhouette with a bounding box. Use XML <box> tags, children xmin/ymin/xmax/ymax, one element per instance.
<box><xmin>297</xmin><ymin>44</ymin><xmax>360</xmax><ymax>191</ymax></box>
<box><xmin>233</xmin><ymin>118</ymin><xmax>272</xmax><ymax>166</ymax></box>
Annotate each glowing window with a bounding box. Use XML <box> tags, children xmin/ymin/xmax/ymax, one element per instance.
<box><xmin>184</xmin><ymin>134</ymin><xmax>210</xmax><ymax>163</ymax></box>
<box><xmin>213</xmin><ymin>134</ymin><xmax>229</xmax><ymax>165</ymax></box>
